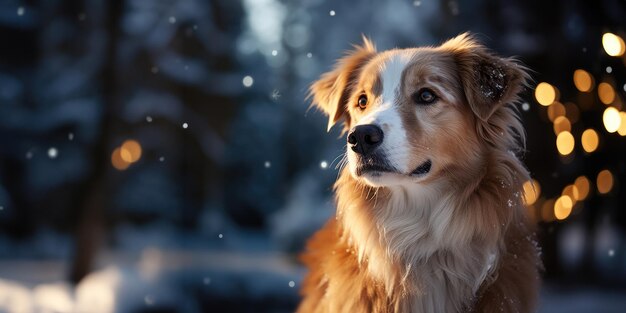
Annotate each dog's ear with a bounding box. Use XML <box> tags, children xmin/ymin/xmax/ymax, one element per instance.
<box><xmin>441</xmin><ymin>33</ymin><xmax>529</xmax><ymax>122</ymax></box>
<box><xmin>309</xmin><ymin>37</ymin><xmax>376</xmax><ymax>132</ymax></box>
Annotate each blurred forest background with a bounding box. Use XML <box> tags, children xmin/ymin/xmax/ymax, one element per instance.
<box><xmin>1</xmin><ymin>0</ymin><xmax>626</xmax><ymax>312</ymax></box>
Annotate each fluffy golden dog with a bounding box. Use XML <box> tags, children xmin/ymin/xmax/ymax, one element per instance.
<box><xmin>297</xmin><ymin>33</ymin><xmax>541</xmax><ymax>313</ymax></box>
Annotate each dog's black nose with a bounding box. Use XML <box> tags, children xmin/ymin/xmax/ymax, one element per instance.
<box><xmin>347</xmin><ymin>125</ymin><xmax>384</xmax><ymax>155</ymax></box>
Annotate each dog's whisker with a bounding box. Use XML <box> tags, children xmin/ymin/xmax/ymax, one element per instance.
<box><xmin>330</xmin><ymin>152</ymin><xmax>347</xmax><ymax>168</ymax></box>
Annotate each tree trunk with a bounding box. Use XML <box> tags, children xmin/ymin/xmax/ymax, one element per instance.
<box><xmin>69</xmin><ymin>0</ymin><xmax>123</xmax><ymax>284</ymax></box>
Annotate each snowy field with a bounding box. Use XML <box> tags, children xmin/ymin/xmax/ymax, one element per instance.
<box><xmin>0</xmin><ymin>249</ymin><xmax>624</xmax><ymax>313</ymax></box>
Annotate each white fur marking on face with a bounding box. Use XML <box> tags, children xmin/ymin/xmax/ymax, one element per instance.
<box><xmin>380</xmin><ymin>53</ymin><xmax>412</xmax><ymax>102</ymax></box>
<box><xmin>348</xmin><ymin>52</ymin><xmax>438</xmax><ymax>186</ymax></box>
<box><xmin>358</xmin><ymin>54</ymin><xmax>414</xmax><ymax>175</ymax></box>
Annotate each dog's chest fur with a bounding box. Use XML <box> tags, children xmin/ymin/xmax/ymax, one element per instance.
<box><xmin>346</xmin><ymin>181</ymin><xmax>496</xmax><ymax>312</ymax></box>
<box><xmin>298</xmin><ymin>171</ymin><xmax>512</xmax><ymax>313</ymax></box>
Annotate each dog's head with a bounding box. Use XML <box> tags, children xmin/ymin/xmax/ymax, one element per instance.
<box><xmin>310</xmin><ymin>33</ymin><xmax>528</xmax><ymax>187</ymax></box>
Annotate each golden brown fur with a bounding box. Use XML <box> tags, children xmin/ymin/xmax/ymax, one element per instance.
<box><xmin>298</xmin><ymin>34</ymin><xmax>541</xmax><ymax>313</ymax></box>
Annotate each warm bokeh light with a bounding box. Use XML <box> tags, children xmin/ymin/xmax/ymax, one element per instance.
<box><xmin>581</xmin><ymin>129</ymin><xmax>599</xmax><ymax>153</ymax></box>
<box><xmin>603</xmin><ymin>107</ymin><xmax>621</xmax><ymax>133</ymax></box>
<box><xmin>598</xmin><ymin>82</ymin><xmax>615</xmax><ymax>105</ymax></box>
<box><xmin>573</xmin><ymin>69</ymin><xmax>594</xmax><ymax>92</ymax></box>
<box><xmin>120</xmin><ymin>139</ymin><xmax>142</xmax><ymax>163</ymax></box>
<box><xmin>618</xmin><ymin>112</ymin><xmax>626</xmax><ymax>136</ymax></box>
<box><xmin>554</xmin><ymin>195</ymin><xmax>573</xmax><ymax>220</ymax></box>
<box><xmin>597</xmin><ymin>169</ymin><xmax>614</xmax><ymax>194</ymax></box>
<box><xmin>522</xmin><ymin>179</ymin><xmax>541</xmax><ymax>205</ymax></box>
<box><xmin>111</xmin><ymin>148</ymin><xmax>130</xmax><ymax>170</ymax></box>
<box><xmin>553</xmin><ymin>116</ymin><xmax>571</xmax><ymax>135</ymax></box>
<box><xmin>562</xmin><ymin>185</ymin><xmax>579</xmax><ymax>204</ymax></box>
<box><xmin>602</xmin><ymin>32</ymin><xmax>626</xmax><ymax>57</ymax></box>
<box><xmin>556</xmin><ymin>131</ymin><xmax>575</xmax><ymax>155</ymax></box>
<box><xmin>535</xmin><ymin>82</ymin><xmax>556</xmax><ymax>106</ymax></box>
<box><xmin>547</xmin><ymin>101</ymin><xmax>566</xmax><ymax>122</ymax></box>
<box><xmin>574</xmin><ymin>176</ymin><xmax>591</xmax><ymax>201</ymax></box>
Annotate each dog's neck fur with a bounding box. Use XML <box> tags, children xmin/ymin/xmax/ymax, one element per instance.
<box><xmin>335</xmin><ymin>144</ymin><xmax>524</xmax><ymax>312</ymax></box>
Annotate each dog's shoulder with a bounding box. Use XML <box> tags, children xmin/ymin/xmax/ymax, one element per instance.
<box><xmin>297</xmin><ymin>219</ymin><xmax>399</xmax><ymax>313</ymax></box>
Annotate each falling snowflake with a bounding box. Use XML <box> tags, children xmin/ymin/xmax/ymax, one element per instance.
<box><xmin>306</xmin><ymin>52</ymin><xmax>312</xmax><ymax>58</ymax></box>
<box><xmin>68</xmin><ymin>132</ymin><xmax>74</xmax><ymax>141</ymax></box>
<box><xmin>264</xmin><ymin>161</ymin><xmax>271</xmax><ymax>168</ymax></box>
<box><xmin>320</xmin><ymin>161</ymin><xmax>328</xmax><ymax>169</ymax></box>
<box><xmin>609</xmin><ymin>249</ymin><xmax>615</xmax><ymax>257</ymax></box>
<box><xmin>169</xmin><ymin>16</ymin><xmax>176</xmax><ymax>24</ymax></box>
<box><xmin>0</xmin><ymin>206</ymin><xmax>4</xmax><ymax>211</ymax></box>
<box><xmin>159</xmin><ymin>156</ymin><xmax>165</xmax><ymax>162</ymax></box>
<box><xmin>26</xmin><ymin>151</ymin><xmax>33</xmax><ymax>159</ymax></box>
<box><xmin>521</xmin><ymin>102</ymin><xmax>530</xmax><ymax>111</ymax></box>
<box><xmin>203</xmin><ymin>277</ymin><xmax>211</xmax><ymax>285</ymax></box>
<box><xmin>413</xmin><ymin>1</ymin><xmax>422</xmax><ymax>6</ymax></box>
<box><xmin>218</xmin><ymin>233</ymin><xmax>223</xmax><ymax>239</ymax></box>
<box><xmin>606</xmin><ymin>66</ymin><xmax>612</xmax><ymax>73</ymax></box>
<box><xmin>329</xmin><ymin>10</ymin><xmax>336</xmax><ymax>16</ymax></box>
<box><xmin>242</xmin><ymin>76</ymin><xmax>254</xmax><ymax>87</ymax></box>
<box><xmin>271</xmin><ymin>50</ymin><xmax>278</xmax><ymax>56</ymax></box>
<box><xmin>182</xmin><ymin>122</ymin><xmax>188</xmax><ymax>129</ymax></box>
<box><xmin>48</xmin><ymin>147</ymin><xmax>58</xmax><ymax>159</ymax></box>
<box><xmin>271</xmin><ymin>89</ymin><xmax>281</xmax><ymax>101</ymax></box>
<box><xmin>17</xmin><ymin>7</ymin><xmax>24</xmax><ymax>16</ymax></box>
<box><xmin>288</xmin><ymin>281</ymin><xmax>295</xmax><ymax>288</ymax></box>
<box><xmin>146</xmin><ymin>116</ymin><xmax>153</xmax><ymax>122</ymax></box>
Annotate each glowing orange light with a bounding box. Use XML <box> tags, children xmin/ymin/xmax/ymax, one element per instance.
<box><xmin>556</xmin><ymin>131</ymin><xmax>575</xmax><ymax>155</ymax></box>
<box><xmin>574</xmin><ymin>176</ymin><xmax>590</xmax><ymax>201</ymax></box>
<box><xmin>522</xmin><ymin>179</ymin><xmax>541</xmax><ymax>205</ymax></box>
<box><xmin>547</xmin><ymin>101</ymin><xmax>566</xmax><ymax>122</ymax></box>
<box><xmin>120</xmin><ymin>140</ymin><xmax>142</xmax><ymax>163</ymax></box>
<box><xmin>535</xmin><ymin>82</ymin><xmax>556</xmax><ymax>106</ymax></box>
<box><xmin>581</xmin><ymin>129</ymin><xmax>599</xmax><ymax>153</ymax></box>
<box><xmin>554</xmin><ymin>195</ymin><xmax>573</xmax><ymax>220</ymax></box>
<box><xmin>602</xmin><ymin>33</ymin><xmax>625</xmax><ymax>57</ymax></box>
<box><xmin>603</xmin><ymin>107</ymin><xmax>621</xmax><ymax>133</ymax></box>
<box><xmin>597</xmin><ymin>170</ymin><xmax>614</xmax><ymax>194</ymax></box>
<box><xmin>553</xmin><ymin>116</ymin><xmax>571</xmax><ymax>135</ymax></box>
<box><xmin>562</xmin><ymin>185</ymin><xmax>579</xmax><ymax>205</ymax></box>
<box><xmin>111</xmin><ymin>148</ymin><xmax>130</xmax><ymax>170</ymax></box>
<box><xmin>598</xmin><ymin>83</ymin><xmax>615</xmax><ymax>105</ymax></box>
<box><xmin>618</xmin><ymin>112</ymin><xmax>626</xmax><ymax>136</ymax></box>
<box><xmin>573</xmin><ymin>69</ymin><xmax>594</xmax><ymax>92</ymax></box>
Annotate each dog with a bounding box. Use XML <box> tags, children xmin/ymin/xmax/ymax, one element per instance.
<box><xmin>297</xmin><ymin>33</ymin><xmax>541</xmax><ymax>313</ymax></box>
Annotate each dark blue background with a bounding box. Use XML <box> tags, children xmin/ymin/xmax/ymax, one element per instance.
<box><xmin>0</xmin><ymin>0</ymin><xmax>625</xmax><ymax>312</ymax></box>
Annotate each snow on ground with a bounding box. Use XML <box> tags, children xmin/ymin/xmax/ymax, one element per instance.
<box><xmin>538</xmin><ymin>286</ymin><xmax>626</xmax><ymax>313</ymax></box>
<box><xmin>0</xmin><ymin>248</ymin><xmax>624</xmax><ymax>313</ymax></box>
<box><xmin>0</xmin><ymin>248</ymin><xmax>302</xmax><ymax>313</ymax></box>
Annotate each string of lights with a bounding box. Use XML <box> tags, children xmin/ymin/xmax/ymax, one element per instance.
<box><xmin>525</xmin><ymin>32</ymin><xmax>626</xmax><ymax>222</ymax></box>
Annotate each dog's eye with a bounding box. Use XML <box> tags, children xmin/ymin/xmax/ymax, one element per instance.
<box><xmin>357</xmin><ymin>94</ymin><xmax>368</xmax><ymax>109</ymax></box>
<box><xmin>413</xmin><ymin>88</ymin><xmax>437</xmax><ymax>105</ymax></box>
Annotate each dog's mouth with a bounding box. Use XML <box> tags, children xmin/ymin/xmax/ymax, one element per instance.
<box><xmin>356</xmin><ymin>157</ymin><xmax>432</xmax><ymax>177</ymax></box>
<box><xmin>410</xmin><ymin>160</ymin><xmax>432</xmax><ymax>176</ymax></box>
<box><xmin>355</xmin><ymin>154</ymin><xmax>397</xmax><ymax>177</ymax></box>
<box><xmin>357</xmin><ymin>163</ymin><xmax>396</xmax><ymax>176</ymax></box>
